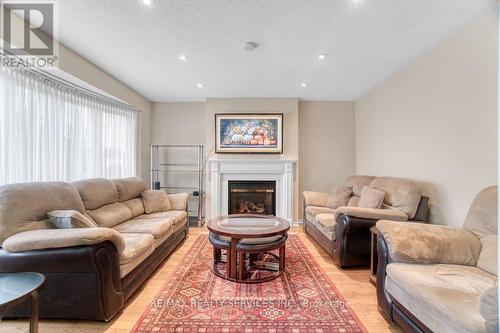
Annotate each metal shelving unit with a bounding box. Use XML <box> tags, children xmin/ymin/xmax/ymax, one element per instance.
<box><xmin>150</xmin><ymin>145</ymin><xmax>205</xmax><ymax>226</ymax></box>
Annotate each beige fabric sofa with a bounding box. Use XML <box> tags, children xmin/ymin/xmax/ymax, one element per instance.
<box><xmin>376</xmin><ymin>186</ymin><xmax>498</xmax><ymax>333</ymax></box>
<box><xmin>303</xmin><ymin>175</ymin><xmax>429</xmax><ymax>267</ymax></box>
<box><xmin>0</xmin><ymin>177</ymin><xmax>189</xmax><ymax>321</ymax></box>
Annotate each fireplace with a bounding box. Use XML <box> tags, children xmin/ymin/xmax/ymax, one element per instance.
<box><xmin>228</xmin><ymin>180</ymin><xmax>276</xmax><ymax>216</ymax></box>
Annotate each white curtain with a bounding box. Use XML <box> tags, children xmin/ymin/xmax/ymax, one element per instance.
<box><xmin>0</xmin><ymin>65</ymin><xmax>138</xmax><ymax>185</ymax></box>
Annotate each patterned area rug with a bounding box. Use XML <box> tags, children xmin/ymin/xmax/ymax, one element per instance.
<box><xmin>131</xmin><ymin>234</ymin><xmax>367</xmax><ymax>333</ymax></box>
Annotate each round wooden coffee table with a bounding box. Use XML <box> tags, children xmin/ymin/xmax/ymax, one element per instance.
<box><xmin>207</xmin><ymin>214</ymin><xmax>290</xmax><ymax>283</ymax></box>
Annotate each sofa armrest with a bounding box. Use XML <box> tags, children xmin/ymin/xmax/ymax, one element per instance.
<box><xmin>167</xmin><ymin>192</ymin><xmax>189</xmax><ymax>211</ymax></box>
<box><xmin>376</xmin><ymin>220</ymin><xmax>482</xmax><ymax>265</ymax></box>
<box><xmin>2</xmin><ymin>228</ymin><xmax>125</xmax><ymax>253</ymax></box>
<box><xmin>335</xmin><ymin>206</ymin><xmax>408</xmax><ymax>222</ymax></box>
<box><xmin>303</xmin><ymin>191</ymin><xmax>329</xmax><ymax>207</ymax></box>
<box><xmin>0</xmin><ymin>241</ymin><xmax>124</xmax><ymax>321</ymax></box>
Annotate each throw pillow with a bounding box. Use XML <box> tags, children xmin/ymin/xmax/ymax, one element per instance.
<box><xmin>358</xmin><ymin>186</ymin><xmax>385</xmax><ymax>209</ymax></box>
<box><xmin>142</xmin><ymin>190</ymin><xmax>171</xmax><ymax>214</ymax></box>
<box><xmin>325</xmin><ymin>186</ymin><xmax>352</xmax><ymax>209</ymax></box>
<box><xmin>47</xmin><ymin>210</ymin><xmax>97</xmax><ymax>229</ymax></box>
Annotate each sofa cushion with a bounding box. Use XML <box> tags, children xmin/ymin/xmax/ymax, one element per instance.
<box><xmin>141</xmin><ymin>211</ymin><xmax>187</xmax><ymax>226</ymax></box>
<box><xmin>0</xmin><ymin>182</ymin><xmax>86</xmax><ymax>244</ymax></box>
<box><xmin>47</xmin><ymin>210</ymin><xmax>97</xmax><ymax>229</ymax></box>
<box><xmin>386</xmin><ymin>262</ymin><xmax>496</xmax><ymax>333</ymax></box>
<box><xmin>347</xmin><ymin>196</ymin><xmax>360</xmax><ymax>207</ymax></box>
<box><xmin>119</xmin><ymin>233</ymin><xmax>155</xmax><ymax>277</ymax></box>
<box><xmin>112</xmin><ymin>177</ymin><xmax>147</xmax><ymax>202</ymax></box>
<box><xmin>142</xmin><ymin>190</ymin><xmax>171</xmax><ymax>214</ymax></box>
<box><xmin>358</xmin><ymin>186</ymin><xmax>385</xmax><ymax>209</ymax></box>
<box><xmin>167</xmin><ymin>193</ymin><xmax>190</xmax><ymax>211</ymax></box>
<box><xmin>87</xmin><ymin>202</ymin><xmax>133</xmax><ymax>228</ymax></box>
<box><xmin>305</xmin><ymin>206</ymin><xmax>336</xmax><ymax>223</ymax></box>
<box><xmin>72</xmin><ymin>178</ymin><xmax>118</xmax><ymax>210</ymax></box>
<box><xmin>113</xmin><ymin>216</ymin><xmax>173</xmax><ymax>240</ymax></box>
<box><xmin>315</xmin><ymin>214</ymin><xmax>336</xmax><ymax>240</ymax></box>
<box><xmin>344</xmin><ymin>175</ymin><xmax>377</xmax><ymax>197</ymax></box>
<box><xmin>369</xmin><ymin>177</ymin><xmax>422</xmax><ymax>219</ymax></box>
<box><xmin>463</xmin><ymin>186</ymin><xmax>498</xmax><ymax>276</ymax></box>
<box><xmin>480</xmin><ymin>287</ymin><xmax>499</xmax><ymax>333</ymax></box>
<box><xmin>325</xmin><ymin>186</ymin><xmax>352</xmax><ymax>209</ymax></box>
<box><xmin>122</xmin><ymin>198</ymin><xmax>145</xmax><ymax>218</ymax></box>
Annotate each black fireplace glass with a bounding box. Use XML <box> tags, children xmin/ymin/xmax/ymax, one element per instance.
<box><xmin>228</xmin><ymin>180</ymin><xmax>276</xmax><ymax>216</ymax></box>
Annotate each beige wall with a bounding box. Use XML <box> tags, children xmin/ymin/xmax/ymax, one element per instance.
<box><xmin>355</xmin><ymin>11</ymin><xmax>498</xmax><ymax>227</ymax></box>
<box><xmin>298</xmin><ymin>102</ymin><xmax>356</xmax><ymax>217</ymax></box>
<box><xmin>152</xmin><ymin>102</ymin><xmax>206</xmax><ymax>145</ymax></box>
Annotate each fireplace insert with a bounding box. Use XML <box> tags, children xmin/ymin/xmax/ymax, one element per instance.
<box><xmin>228</xmin><ymin>181</ymin><xmax>276</xmax><ymax>216</ymax></box>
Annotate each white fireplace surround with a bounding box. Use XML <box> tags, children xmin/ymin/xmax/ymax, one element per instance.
<box><xmin>209</xmin><ymin>158</ymin><xmax>296</xmax><ymax>221</ymax></box>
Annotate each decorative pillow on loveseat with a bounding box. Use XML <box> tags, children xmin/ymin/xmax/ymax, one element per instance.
<box><xmin>142</xmin><ymin>190</ymin><xmax>171</xmax><ymax>213</ymax></box>
<box><xmin>325</xmin><ymin>186</ymin><xmax>352</xmax><ymax>209</ymax></box>
<box><xmin>358</xmin><ymin>186</ymin><xmax>385</xmax><ymax>209</ymax></box>
<box><xmin>47</xmin><ymin>210</ymin><xmax>97</xmax><ymax>229</ymax></box>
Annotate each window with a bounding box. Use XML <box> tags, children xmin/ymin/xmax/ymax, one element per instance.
<box><xmin>0</xmin><ymin>65</ymin><xmax>138</xmax><ymax>185</ymax></box>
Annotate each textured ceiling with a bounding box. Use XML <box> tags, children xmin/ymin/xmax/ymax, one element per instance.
<box><xmin>47</xmin><ymin>0</ymin><xmax>497</xmax><ymax>101</ymax></box>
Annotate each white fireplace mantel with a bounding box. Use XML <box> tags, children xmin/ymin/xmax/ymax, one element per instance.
<box><xmin>209</xmin><ymin>158</ymin><xmax>296</xmax><ymax>221</ymax></box>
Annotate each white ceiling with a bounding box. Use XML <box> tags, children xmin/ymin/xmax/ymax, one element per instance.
<box><xmin>48</xmin><ymin>0</ymin><xmax>497</xmax><ymax>102</ymax></box>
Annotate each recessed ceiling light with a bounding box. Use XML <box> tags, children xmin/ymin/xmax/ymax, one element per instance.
<box><xmin>140</xmin><ymin>0</ymin><xmax>153</xmax><ymax>5</ymax></box>
<box><xmin>301</xmin><ymin>83</ymin><xmax>307</xmax><ymax>87</ymax></box>
<box><xmin>243</xmin><ymin>42</ymin><xmax>259</xmax><ymax>52</ymax></box>
<box><xmin>197</xmin><ymin>83</ymin><xmax>204</xmax><ymax>88</ymax></box>
<box><xmin>178</xmin><ymin>54</ymin><xmax>188</xmax><ymax>61</ymax></box>
<box><xmin>318</xmin><ymin>54</ymin><xmax>328</xmax><ymax>60</ymax></box>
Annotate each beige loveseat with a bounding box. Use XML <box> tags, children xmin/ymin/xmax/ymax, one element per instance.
<box><xmin>376</xmin><ymin>186</ymin><xmax>498</xmax><ymax>333</ymax></box>
<box><xmin>303</xmin><ymin>175</ymin><xmax>429</xmax><ymax>267</ymax></box>
<box><xmin>0</xmin><ymin>177</ymin><xmax>189</xmax><ymax>321</ymax></box>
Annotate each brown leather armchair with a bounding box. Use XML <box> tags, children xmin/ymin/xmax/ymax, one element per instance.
<box><xmin>303</xmin><ymin>176</ymin><xmax>429</xmax><ymax>268</ymax></box>
<box><xmin>376</xmin><ymin>186</ymin><xmax>497</xmax><ymax>333</ymax></box>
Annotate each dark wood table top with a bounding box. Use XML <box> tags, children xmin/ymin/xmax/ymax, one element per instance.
<box><xmin>207</xmin><ymin>214</ymin><xmax>290</xmax><ymax>238</ymax></box>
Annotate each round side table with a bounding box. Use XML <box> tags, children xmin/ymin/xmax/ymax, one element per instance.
<box><xmin>0</xmin><ymin>273</ymin><xmax>45</xmax><ymax>333</ymax></box>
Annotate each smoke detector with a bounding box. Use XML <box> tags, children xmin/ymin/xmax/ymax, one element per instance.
<box><xmin>243</xmin><ymin>42</ymin><xmax>258</xmax><ymax>51</ymax></box>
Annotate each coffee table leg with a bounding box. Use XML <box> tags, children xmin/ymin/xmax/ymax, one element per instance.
<box><xmin>238</xmin><ymin>251</ymin><xmax>245</xmax><ymax>280</ymax></box>
<box><xmin>213</xmin><ymin>247</ymin><xmax>220</xmax><ymax>260</ymax></box>
<box><xmin>29</xmin><ymin>290</ymin><xmax>40</xmax><ymax>333</ymax></box>
<box><xmin>230</xmin><ymin>238</ymin><xmax>238</xmax><ymax>279</ymax></box>
<box><xmin>225</xmin><ymin>249</ymin><xmax>231</xmax><ymax>277</ymax></box>
<box><xmin>279</xmin><ymin>246</ymin><xmax>285</xmax><ymax>271</ymax></box>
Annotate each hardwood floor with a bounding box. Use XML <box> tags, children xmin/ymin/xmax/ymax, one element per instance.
<box><xmin>0</xmin><ymin>226</ymin><xmax>402</xmax><ymax>333</ymax></box>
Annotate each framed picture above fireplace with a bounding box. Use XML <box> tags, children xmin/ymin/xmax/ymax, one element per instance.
<box><xmin>215</xmin><ymin>113</ymin><xmax>283</xmax><ymax>154</ymax></box>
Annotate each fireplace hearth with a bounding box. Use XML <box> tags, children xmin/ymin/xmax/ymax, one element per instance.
<box><xmin>228</xmin><ymin>180</ymin><xmax>276</xmax><ymax>216</ymax></box>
